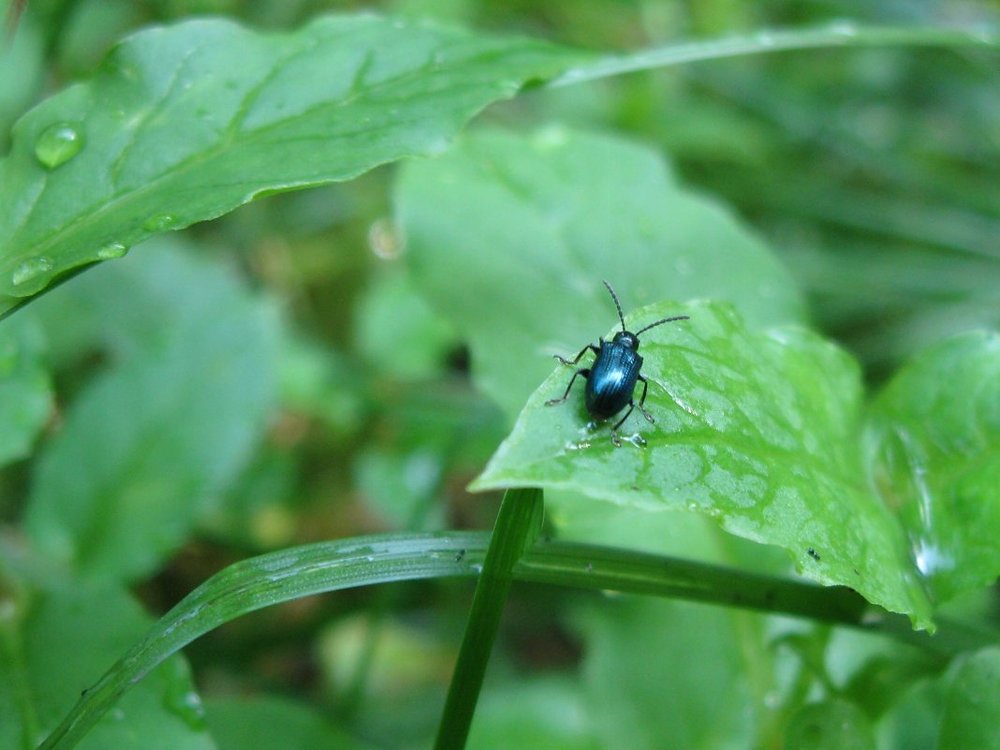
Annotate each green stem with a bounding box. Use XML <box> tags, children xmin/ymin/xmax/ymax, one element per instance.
<box><xmin>515</xmin><ymin>540</ymin><xmax>998</xmax><ymax>654</ymax></box>
<box><xmin>433</xmin><ymin>488</ymin><xmax>543</xmax><ymax>750</ymax></box>
<box><xmin>548</xmin><ymin>24</ymin><xmax>998</xmax><ymax>87</ymax></box>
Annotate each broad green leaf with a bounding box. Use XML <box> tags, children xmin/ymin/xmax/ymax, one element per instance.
<box><xmin>0</xmin><ymin>574</ymin><xmax>212</xmax><ymax>750</ymax></box>
<box><xmin>397</xmin><ymin>127</ymin><xmax>806</xmax><ymax>417</ymax></box>
<box><xmin>25</xmin><ymin>240</ymin><xmax>279</xmax><ymax>581</ymax></box>
<box><xmin>0</xmin><ymin>14</ymin><xmax>584</xmax><ymax>315</ymax></box>
<box><xmin>938</xmin><ymin>647</ymin><xmax>1000</xmax><ymax>750</ymax></box>
<box><xmin>0</xmin><ymin>316</ymin><xmax>51</xmax><ymax>466</ymax></box>
<box><xmin>472</xmin><ymin>301</ymin><xmax>932</xmax><ymax>625</ymax></box>
<box><xmin>205</xmin><ymin>696</ymin><xmax>372</xmax><ymax>750</ymax></box>
<box><xmin>867</xmin><ymin>331</ymin><xmax>1000</xmax><ymax>604</ymax></box>
<box><xmin>783</xmin><ymin>699</ymin><xmax>875</xmax><ymax>750</ymax></box>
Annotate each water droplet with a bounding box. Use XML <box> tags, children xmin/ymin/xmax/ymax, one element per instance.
<box><xmin>624</xmin><ymin>433</ymin><xmax>647</xmax><ymax>448</ymax></box>
<box><xmin>143</xmin><ymin>213</ymin><xmax>179</xmax><ymax>232</ymax></box>
<box><xmin>96</xmin><ymin>241</ymin><xmax>130</xmax><ymax>260</ymax></box>
<box><xmin>913</xmin><ymin>539</ymin><xmax>954</xmax><ymax>577</ymax></box>
<box><xmin>34</xmin><ymin>123</ymin><xmax>84</xmax><ymax>169</ymax></box>
<box><xmin>11</xmin><ymin>257</ymin><xmax>53</xmax><ymax>289</ymax></box>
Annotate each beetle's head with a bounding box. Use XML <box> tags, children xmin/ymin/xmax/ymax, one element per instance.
<box><xmin>612</xmin><ymin>330</ymin><xmax>640</xmax><ymax>350</ymax></box>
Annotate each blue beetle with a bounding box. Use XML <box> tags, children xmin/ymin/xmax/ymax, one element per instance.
<box><xmin>545</xmin><ymin>281</ymin><xmax>688</xmax><ymax>446</ymax></box>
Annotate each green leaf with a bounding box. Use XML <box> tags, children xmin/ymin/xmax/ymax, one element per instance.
<box><xmin>867</xmin><ymin>331</ymin><xmax>1000</xmax><ymax>604</ymax></box>
<box><xmin>0</xmin><ymin>317</ymin><xmax>51</xmax><ymax>466</ymax></box>
<box><xmin>0</xmin><ymin>14</ymin><xmax>584</xmax><ymax>314</ymax></box>
<box><xmin>0</xmin><ymin>574</ymin><xmax>212</xmax><ymax>750</ymax></box>
<box><xmin>473</xmin><ymin>301</ymin><xmax>932</xmax><ymax>626</ymax></box>
<box><xmin>205</xmin><ymin>696</ymin><xmax>373</xmax><ymax>750</ymax></box>
<box><xmin>397</xmin><ymin>127</ymin><xmax>806</xmax><ymax>417</ymax></box>
<box><xmin>939</xmin><ymin>647</ymin><xmax>1000</xmax><ymax>750</ymax></box>
<box><xmin>25</xmin><ymin>240</ymin><xmax>279</xmax><ymax>581</ymax></box>
<box><xmin>783</xmin><ymin>699</ymin><xmax>876</xmax><ymax>750</ymax></box>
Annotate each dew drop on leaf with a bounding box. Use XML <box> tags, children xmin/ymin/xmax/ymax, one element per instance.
<box><xmin>34</xmin><ymin>122</ymin><xmax>84</xmax><ymax>169</ymax></box>
<box><xmin>143</xmin><ymin>214</ymin><xmax>180</xmax><ymax>232</ymax></box>
<box><xmin>11</xmin><ymin>256</ymin><xmax>53</xmax><ymax>290</ymax></box>
<box><xmin>96</xmin><ymin>241</ymin><xmax>130</xmax><ymax>260</ymax></box>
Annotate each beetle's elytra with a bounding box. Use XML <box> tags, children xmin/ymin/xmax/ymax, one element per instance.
<box><xmin>545</xmin><ymin>281</ymin><xmax>688</xmax><ymax>446</ymax></box>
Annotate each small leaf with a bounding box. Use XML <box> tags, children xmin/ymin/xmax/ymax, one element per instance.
<box><xmin>0</xmin><ymin>317</ymin><xmax>51</xmax><ymax>466</ymax></box>
<box><xmin>867</xmin><ymin>331</ymin><xmax>1000</xmax><ymax>604</ymax></box>
<box><xmin>0</xmin><ymin>14</ymin><xmax>584</xmax><ymax>314</ymax></box>
<box><xmin>397</xmin><ymin>127</ymin><xmax>806</xmax><ymax>417</ymax></box>
<box><xmin>472</xmin><ymin>301</ymin><xmax>932</xmax><ymax>625</ymax></box>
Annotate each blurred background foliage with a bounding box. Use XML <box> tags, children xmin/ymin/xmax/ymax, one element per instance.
<box><xmin>1</xmin><ymin>0</ymin><xmax>998</xmax><ymax>748</ymax></box>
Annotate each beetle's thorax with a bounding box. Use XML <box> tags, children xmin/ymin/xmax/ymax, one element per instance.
<box><xmin>611</xmin><ymin>330</ymin><xmax>639</xmax><ymax>350</ymax></box>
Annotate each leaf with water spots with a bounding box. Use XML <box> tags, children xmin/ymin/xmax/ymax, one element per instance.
<box><xmin>472</xmin><ymin>301</ymin><xmax>933</xmax><ymax>626</ymax></box>
<box><xmin>0</xmin><ymin>14</ymin><xmax>584</xmax><ymax>316</ymax></box>
<box><xmin>867</xmin><ymin>331</ymin><xmax>1000</xmax><ymax>605</ymax></box>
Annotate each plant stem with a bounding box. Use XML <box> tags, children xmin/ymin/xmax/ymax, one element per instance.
<box><xmin>516</xmin><ymin>540</ymin><xmax>998</xmax><ymax>654</ymax></box>
<box><xmin>433</xmin><ymin>488</ymin><xmax>542</xmax><ymax>750</ymax></box>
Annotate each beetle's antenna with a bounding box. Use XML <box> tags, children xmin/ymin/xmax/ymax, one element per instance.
<box><xmin>602</xmin><ymin>280</ymin><xmax>627</xmax><ymax>333</ymax></box>
<box><xmin>635</xmin><ymin>315</ymin><xmax>689</xmax><ymax>336</ymax></box>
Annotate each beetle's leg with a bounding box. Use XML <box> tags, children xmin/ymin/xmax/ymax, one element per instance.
<box><xmin>545</xmin><ymin>368</ymin><xmax>591</xmax><ymax>406</ymax></box>
<box><xmin>610</xmin><ymin>402</ymin><xmax>636</xmax><ymax>446</ymax></box>
<box><xmin>636</xmin><ymin>375</ymin><xmax>655</xmax><ymax>423</ymax></box>
<box><xmin>554</xmin><ymin>342</ymin><xmax>601</xmax><ymax>366</ymax></box>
